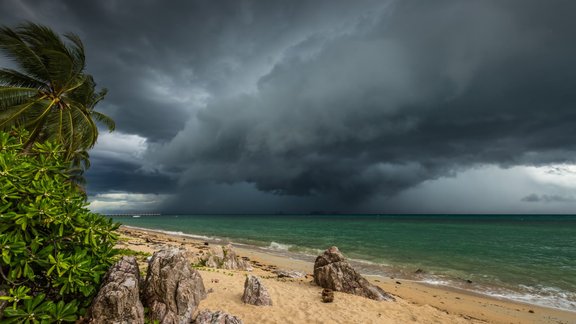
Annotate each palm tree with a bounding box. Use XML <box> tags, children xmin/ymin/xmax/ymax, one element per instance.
<box><xmin>0</xmin><ymin>22</ymin><xmax>114</xmax><ymax>160</ymax></box>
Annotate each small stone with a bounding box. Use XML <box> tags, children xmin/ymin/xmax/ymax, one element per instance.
<box><xmin>321</xmin><ymin>289</ymin><xmax>334</xmax><ymax>303</ymax></box>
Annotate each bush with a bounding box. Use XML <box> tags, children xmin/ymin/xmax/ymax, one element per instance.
<box><xmin>0</xmin><ymin>129</ymin><xmax>119</xmax><ymax>322</ymax></box>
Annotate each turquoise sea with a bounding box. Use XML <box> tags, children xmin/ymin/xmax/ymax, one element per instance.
<box><xmin>112</xmin><ymin>214</ymin><xmax>576</xmax><ymax>312</ymax></box>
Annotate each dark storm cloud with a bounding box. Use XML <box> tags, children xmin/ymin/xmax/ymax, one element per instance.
<box><xmin>151</xmin><ymin>0</ymin><xmax>576</xmax><ymax>209</ymax></box>
<box><xmin>2</xmin><ymin>0</ymin><xmax>576</xmax><ymax>212</ymax></box>
<box><xmin>85</xmin><ymin>157</ymin><xmax>174</xmax><ymax>195</ymax></box>
<box><xmin>3</xmin><ymin>0</ymin><xmax>384</xmax><ymax>141</ymax></box>
<box><xmin>60</xmin><ymin>0</ymin><xmax>386</xmax><ymax>142</ymax></box>
<box><xmin>1</xmin><ymin>0</ymin><xmax>385</xmax><ymax>204</ymax></box>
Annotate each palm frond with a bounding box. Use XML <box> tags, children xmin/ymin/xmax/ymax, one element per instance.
<box><xmin>0</xmin><ymin>98</ymin><xmax>46</xmax><ymax>129</ymax></box>
<box><xmin>63</xmin><ymin>104</ymin><xmax>98</xmax><ymax>152</ymax></box>
<box><xmin>0</xmin><ymin>68</ymin><xmax>46</xmax><ymax>89</ymax></box>
<box><xmin>0</xmin><ymin>87</ymin><xmax>38</xmax><ymax>109</ymax></box>
<box><xmin>0</xmin><ymin>24</ymin><xmax>50</xmax><ymax>82</ymax></box>
<box><xmin>64</xmin><ymin>33</ymin><xmax>86</xmax><ymax>73</ymax></box>
<box><xmin>41</xmin><ymin>48</ymin><xmax>74</xmax><ymax>90</ymax></box>
<box><xmin>91</xmin><ymin>110</ymin><xmax>115</xmax><ymax>132</ymax></box>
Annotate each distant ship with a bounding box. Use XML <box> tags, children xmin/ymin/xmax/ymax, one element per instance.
<box><xmin>132</xmin><ymin>215</ymin><xmax>141</xmax><ymax>218</ymax></box>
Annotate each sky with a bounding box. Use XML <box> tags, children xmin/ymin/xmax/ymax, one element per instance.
<box><xmin>2</xmin><ymin>0</ymin><xmax>576</xmax><ymax>214</ymax></box>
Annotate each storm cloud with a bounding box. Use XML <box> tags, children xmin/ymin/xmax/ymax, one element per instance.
<box><xmin>2</xmin><ymin>0</ymin><xmax>576</xmax><ymax>213</ymax></box>
<box><xmin>150</xmin><ymin>0</ymin><xmax>576</xmax><ymax>208</ymax></box>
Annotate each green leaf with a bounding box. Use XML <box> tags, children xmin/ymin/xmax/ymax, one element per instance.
<box><xmin>0</xmin><ymin>122</ymin><xmax>118</xmax><ymax>321</ymax></box>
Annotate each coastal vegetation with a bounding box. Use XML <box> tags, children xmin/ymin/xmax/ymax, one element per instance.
<box><xmin>0</xmin><ymin>23</ymin><xmax>118</xmax><ymax>322</ymax></box>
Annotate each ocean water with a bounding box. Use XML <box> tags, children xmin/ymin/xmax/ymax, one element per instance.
<box><xmin>112</xmin><ymin>214</ymin><xmax>576</xmax><ymax>312</ymax></box>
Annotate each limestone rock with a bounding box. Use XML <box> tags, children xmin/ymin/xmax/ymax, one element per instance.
<box><xmin>87</xmin><ymin>256</ymin><xmax>145</xmax><ymax>324</ymax></box>
<box><xmin>195</xmin><ymin>310</ymin><xmax>243</xmax><ymax>324</ymax></box>
<box><xmin>222</xmin><ymin>244</ymin><xmax>251</xmax><ymax>270</ymax></box>
<box><xmin>313</xmin><ymin>246</ymin><xmax>395</xmax><ymax>301</ymax></box>
<box><xmin>241</xmin><ymin>275</ymin><xmax>273</xmax><ymax>306</ymax></box>
<box><xmin>144</xmin><ymin>249</ymin><xmax>207</xmax><ymax>323</ymax></box>
<box><xmin>205</xmin><ymin>245</ymin><xmax>224</xmax><ymax>268</ymax></box>
<box><xmin>202</xmin><ymin>244</ymin><xmax>252</xmax><ymax>271</ymax></box>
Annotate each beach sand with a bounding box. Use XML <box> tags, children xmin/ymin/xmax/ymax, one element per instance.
<box><xmin>116</xmin><ymin>226</ymin><xmax>575</xmax><ymax>324</ymax></box>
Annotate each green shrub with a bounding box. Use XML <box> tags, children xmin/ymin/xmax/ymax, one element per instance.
<box><xmin>0</xmin><ymin>129</ymin><xmax>119</xmax><ymax>322</ymax></box>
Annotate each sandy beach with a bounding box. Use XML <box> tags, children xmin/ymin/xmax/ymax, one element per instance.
<box><xmin>116</xmin><ymin>226</ymin><xmax>575</xmax><ymax>324</ymax></box>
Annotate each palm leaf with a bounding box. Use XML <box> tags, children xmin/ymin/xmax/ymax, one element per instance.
<box><xmin>0</xmin><ymin>68</ymin><xmax>46</xmax><ymax>89</ymax></box>
<box><xmin>0</xmin><ymin>87</ymin><xmax>38</xmax><ymax>109</ymax></box>
<box><xmin>41</xmin><ymin>48</ymin><xmax>75</xmax><ymax>89</ymax></box>
<box><xmin>0</xmin><ymin>25</ymin><xmax>50</xmax><ymax>82</ymax></box>
<box><xmin>0</xmin><ymin>98</ymin><xmax>46</xmax><ymax>128</ymax></box>
<box><xmin>90</xmin><ymin>110</ymin><xmax>115</xmax><ymax>132</ymax></box>
<box><xmin>64</xmin><ymin>33</ymin><xmax>86</xmax><ymax>73</ymax></box>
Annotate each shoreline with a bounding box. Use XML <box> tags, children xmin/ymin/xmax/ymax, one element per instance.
<box><xmin>117</xmin><ymin>225</ymin><xmax>575</xmax><ymax>323</ymax></box>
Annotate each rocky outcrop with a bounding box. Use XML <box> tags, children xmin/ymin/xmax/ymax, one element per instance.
<box><xmin>87</xmin><ymin>256</ymin><xmax>145</xmax><ymax>324</ymax></box>
<box><xmin>313</xmin><ymin>246</ymin><xmax>395</xmax><ymax>301</ymax></box>
<box><xmin>241</xmin><ymin>275</ymin><xmax>273</xmax><ymax>306</ymax></box>
<box><xmin>144</xmin><ymin>249</ymin><xmax>207</xmax><ymax>323</ymax></box>
<box><xmin>202</xmin><ymin>244</ymin><xmax>252</xmax><ymax>271</ymax></box>
<box><xmin>195</xmin><ymin>310</ymin><xmax>243</xmax><ymax>324</ymax></box>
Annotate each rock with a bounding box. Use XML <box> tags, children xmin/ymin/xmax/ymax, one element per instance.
<box><xmin>273</xmin><ymin>269</ymin><xmax>306</xmax><ymax>279</ymax></box>
<box><xmin>144</xmin><ymin>249</ymin><xmax>207</xmax><ymax>324</ymax></box>
<box><xmin>414</xmin><ymin>268</ymin><xmax>425</xmax><ymax>274</ymax></box>
<box><xmin>202</xmin><ymin>244</ymin><xmax>252</xmax><ymax>271</ymax></box>
<box><xmin>202</xmin><ymin>245</ymin><xmax>226</xmax><ymax>268</ymax></box>
<box><xmin>321</xmin><ymin>289</ymin><xmax>334</xmax><ymax>303</ymax></box>
<box><xmin>222</xmin><ymin>244</ymin><xmax>251</xmax><ymax>271</ymax></box>
<box><xmin>241</xmin><ymin>275</ymin><xmax>273</xmax><ymax>306</ymax></box>
<box><xmin>313</xmin><ymin>246</ymin><xmax>395</xmax><ymax>301</ymax></box>
<box><xmin>195</xmin><ymin>310</ymin><xmax>243</xmax><ymax>324</ymax></box>
<box><xmin>87</xmin><ymin>256</ymin><xmax>145</xmax><ymax>324</ymax></box>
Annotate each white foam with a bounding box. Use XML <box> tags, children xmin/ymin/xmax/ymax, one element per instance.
<box><xmin>421</xmin><ymin>279</ymin><xmax>452</xmax><ymax>286</ymax></box>
<box><xmin>483</xmin><ymin>286</ymin><xmax>576</xmax><ymax>312</ymax></box>
<box><xmin>266</xmin><ymin>241</ymin><xmax>293</xmax><ymax>251</ymax></box>
<box><xmin>122</xmin><ymin>225</ymin><xmax>220</xmax><ymax>242</ymax></box>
